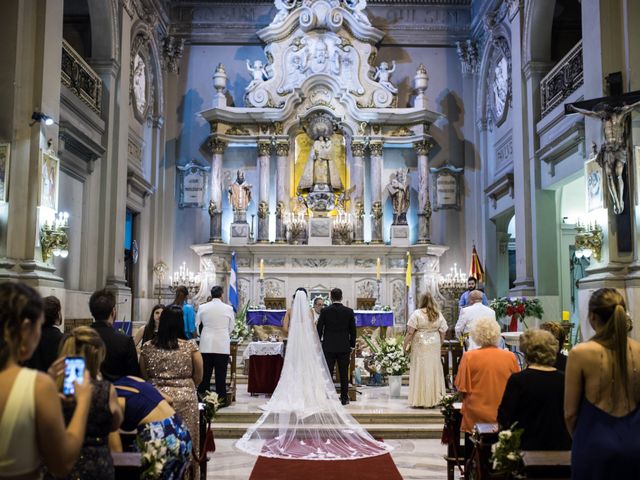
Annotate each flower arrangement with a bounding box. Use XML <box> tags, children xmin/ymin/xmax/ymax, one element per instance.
<box><xmin>491</xmin><ymin>425</ymin><xmax>524</xmax><ymax>476</ymax></box>
<box><xmin>230</xmin><ymin>301</ymin><xmax>251</xmax><ymax>343</ymax></box>
<box><xmin>202</xmin><ymin>390</ymin><xmax>222</xmax><ymax>423</ymax></box>
<box><xmin>363</xmin><ymin>334</ymin><xmax>409</xmax><ymax>376</ymax></box>
<box><xmin>136</xmin><ymin>427</ymin><xmax>190</xmax><ymax>479</ymax></box>
<box><xmin>490</xmin><ymin>297</ymin><xmax>544</xmax><ymax>331</ymax></box>
<box><xmin>438</xmin><ymin>392</ymin><xmax>460</xmax><ymax>420</ymax></box>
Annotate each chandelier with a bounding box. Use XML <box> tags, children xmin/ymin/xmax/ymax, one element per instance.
<box><xmin>283</xmin><ymin>210</ymin><xmax>307</xmax><ymax>244</ymax></box>
<box><xmin>438</xmin><ymin>263</ymin><xmax>467</xmax><ymax>299</ymax></box>
<box><xmin>172</xmin><ymin>262</ymin><xmax>200</xmax><ymax>296</ymax></box>
<box><xmin>332</xmin><ymin>210</ymin><xmax>353</xmax><ymax>245</ymax></box>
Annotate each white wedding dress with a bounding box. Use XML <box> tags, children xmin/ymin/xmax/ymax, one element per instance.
<box><xmin>235</xmin><ymin>291</ymin><xmax>392</xmax><ymax>460</ymax></box>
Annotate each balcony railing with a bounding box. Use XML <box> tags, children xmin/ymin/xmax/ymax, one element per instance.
<box><xmin>61</xmin><ymin>40</ymin><xmax>102</xmax><ymax>115</ymax></box>
<box><xmin>540</xmin><ymin>40</ymin><xmax>583</xmax><ymax>117</ymax></box>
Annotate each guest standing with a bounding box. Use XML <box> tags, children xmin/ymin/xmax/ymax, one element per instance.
<box><xmin>455</xmin><ymin>290</ymin><xmax>497</xmax><ymax>350</ymax></box>
<box><xmin>173</xmin><ymin>286</ymin><xmax>197</xmax><ymax>340</ymax></box>
<box><xmin>540</xmin><ymin>321</ymin><xmax>568</xmax><ymax>371</ymax></box>
<box><xmin>56</xmin><ymin>327</ymin><xmax>123</xmax><ymax>480</ymax></box>
<box><xmin>89</xmin><ymin>289</ymin><xmax>140</xmax><ymax>381</ymax></box>
<box><xmin>140</xmin><ymin>305</ymin><xmax>203</xmax><ymax>478</ymax></box>
<box><xmin>25</xmin><ymin>295</ymin><xmax>64</xmax><ymax>372</ymax></box>
<box><xmin>565</xmin><ymin>288</ymin><xmax>640</xmax><ymax>479</ymax></box>
<box><xmin>455</xmin><ymin>317</ymin><xmax>519</xmax><ymax>433</ymax></box>
<box><xmin>403</xmin><ymin>292</ymin><xmax>448</xmax><ymax>408</ymax></box>
<box><xmin>196</xmin><ymin>286</ymin><xmax>234</xmax><ymax>402</ymax></box>
<box><xmin>111</xmin><ymin>376</ymin><xmax>193</xmax><ymax>479</ymax></box>
<box><xmin>498</xmin><ymin>330</ymin><xmax>571</xmax><ymax>450</ymax></box>
<box><xmin>133</xmin><ymin>304</ymin><xmax>164</xmax><ymax>349</ymax></box>
<box><xmin>0</xmin><ymin>282</ymin><xmax>92</xmax><ymax>479</ymax></box>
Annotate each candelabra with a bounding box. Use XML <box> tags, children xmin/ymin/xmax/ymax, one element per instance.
<box><xmin>575</xmin><ymin>220</ymin><xmax>603</xmax><ymax>262</ymax></box>
<box><xmin>437</xmin><ymin>263</ymin><xmax>467</xmax><ymax>299</ymax></box>
<box><xmin>332</xmin><ymin>210</ymin><xmax>353</xmax><ymax>245</ymax></box>
<box><xmin>258</xmin><ymin>278</ymin><xmax>266</xmax><ymax>309</ymax></box>
<box><xmin>283</xmin><ymin>210</ymin><xmax>307</xmax><ymax>245</ymax></box>
<box><xmin>153</xmin><ymin>261</ymin><xmax>169</xmax><ymax>303</ymax></box>
<box><xmin>40</xmin><ymin>211</ymin><xmax>70</xmax><ymax>261</ymax></box>
<box><xmin>171</xmin><ymin>262</ymin><xmax>201</xmax><ymax>296</ymax></box>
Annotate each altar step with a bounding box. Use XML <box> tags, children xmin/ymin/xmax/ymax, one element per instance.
<box><xmin>233</xmin><ymin>373</ymin><xmax>411</xmax><ymax>385</ymax></box>
<box><xmin>212</xmin><ymin>410</ymin><xmax>444</xmax><ymax>440</ymax></box>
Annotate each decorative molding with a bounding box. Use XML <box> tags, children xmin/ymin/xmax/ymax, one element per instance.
<box><xmin>206</xmin><ymin>137</ymin><xmax>227</xmax><ymax>155</ymax></box>
<box><xmin>540</xmin><ymin>40</ymin><xmax>583</xmax><ymax>117</ymax></box>
<box><xmin>351</xmin><ymin>142</ymin><xmax>366</xmax><ymax>157</ymax></box>
<box><xmin>484</xmin><ymin>172</ymin><xmax>514</xmax><ymax>208</ymax></box>
<box><xmin>456</xmin><ymin>39</ymin><xmax>479</xmax><ymax>75</ymax></box>
<box><xmin>369</xmin><ymin>142</ymin><xmax>383</xmax><ymax>156</ymax></box>
<box><xmin>61</xmin><ymin>40</ymin><xmax>103</xmax><ymax>115</ymax></box>
<box><xmin>275</xmin><ymin>142</ymin><xmax>290</xmax><ymax>156</ymax></box>
<box><xmin>413</xmin><ymin>139</ymin><xmax>434</xmax><ymax>155</ymax></box>
<box><xmin>127</xmin><ymin>167</ymin><xmax>155</xmax><ymax>209</ymax></box>
<box><xmin>494</xmin><ymin>131</ymin><xmax>513</xmax><ymax>174</ymax></box>
<box><xmin>161</xmin><ymin>35</ymin><xmax>185</xmax><ymax>74</ymax></box>
<box><xmin>257</xmin><ymin>141</ymin><xmax>272</xmax><ymax>156</ymax></box>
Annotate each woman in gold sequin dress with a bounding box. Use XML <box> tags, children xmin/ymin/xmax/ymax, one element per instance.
<box><xmin>403</xmin><ymin>292</ymin><xmax>448</xmax><ymax>408</ymax></box>
<box><xmin>140</xmin><ymin>305</ymin><xmax>203</xmax><ymax>478</ymax></box>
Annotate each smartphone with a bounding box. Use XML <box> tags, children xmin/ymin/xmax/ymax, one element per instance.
<box><xmin>63</xmin><ymin>356</ymin><xmax>86</xmax><ymax>396</ymax></box>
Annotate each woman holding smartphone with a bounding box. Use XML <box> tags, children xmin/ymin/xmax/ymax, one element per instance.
<box><xmin>56</xmin><ymin>327</ymin><xmax>123</xmax><ymax>480</ymax></box>
<box><xmin>0</xmin><ymin>282</ymin><xmax>92</xmax><ymax>479</ymax></box>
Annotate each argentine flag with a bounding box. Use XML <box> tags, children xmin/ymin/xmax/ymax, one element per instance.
<box><xmin>229</xmin><ymin>251</ymin><xmax>239</xmax><ymax>312</ymax></box>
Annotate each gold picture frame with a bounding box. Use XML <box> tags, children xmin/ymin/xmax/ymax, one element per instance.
<box><xmin>0</xmin><ymin>143</ymin><xmax>10</xmax><ymax>202</ymax></box>
<box><xmin>39</xmin><ymin>149</ymin><xmax>60</xmax><ymax>211</ymax></box>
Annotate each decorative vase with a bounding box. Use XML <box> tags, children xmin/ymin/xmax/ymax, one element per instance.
<box><xmin>388</xmin><ymin>375</ymin><xmax>402</xmax><ymax>398</ymax></box>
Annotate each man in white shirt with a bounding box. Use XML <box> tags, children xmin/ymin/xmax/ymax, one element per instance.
<box><xmin>196</xmin><ymin>285</ymin><xmax>235</xmax><ymax>403</ymax></box>
<box><xmin>455</xmin><ymin>290</ymin><xmax>497</xmax><ymax>350</ymax></box>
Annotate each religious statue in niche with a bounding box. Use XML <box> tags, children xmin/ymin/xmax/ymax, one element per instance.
<box><xmin>387</xmin><ymin>168</ymin><xmax>410</xmax><ymax>225</ymax></box>
<box><xmin>133</xmin><ymin>53</ymin><xmax>147</xmax><ymax>115</ymax></box>
<box><xmin>246</xmin><ymin>59</ymin><xmax>267</xmax><ymax>92</ymax></box>
<box><xmin>569</xmin><ymin>100</ymin><xmax>640</xmax><ymax>214</ymax></box>
<box><xmin>228</xmin><ymin>169</ymin><xmax>252</xmax><ymax>223</ymax></box>
<box><xmin>374</xmin><ymin>61</ymin><xmax>397</xmax><ymax>94</ymax></box>
<box><xmin>493</xmin><ymin>56</ymin><xmax>508</xmax><ymax>119</ymax></box>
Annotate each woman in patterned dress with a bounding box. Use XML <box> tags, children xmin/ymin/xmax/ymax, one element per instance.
<box><xmin>140</xmin><ymin>306</ymin><xmax>203</xmax><ymax>479</ymax></box>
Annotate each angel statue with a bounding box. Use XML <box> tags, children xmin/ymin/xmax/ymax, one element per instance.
<box><xmin>246</xmin><ymin>59</ymin><xmax>267</xmax><ymax>91</ymax></box>
<box><xmin>336</xmin><ymin>184</ymin><xmax>356</xmax><ymax>211</ymax></box>
<box><xmin>387</xmin><ymin>168</ymin><xmax>410</xmax><ymax>225</ymax></box>
<box><xmin>273</xmin><ymin>0</ymin><xmax>297</xmax><ymax>24</ymax></box>
<box><xmin>344</xmin><ymin>0</ymin><xmax>371</xmax><ymax>26</ymax></box>
<box><xmin>374</xmin><ymin>61</ymin><xmax>397</xmax><ymax>94</ymax></box>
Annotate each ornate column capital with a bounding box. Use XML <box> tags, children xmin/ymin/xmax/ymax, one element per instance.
<box><xmin>456</xmin><ymin>39</ymin><xmax>480</xmax><ymax>75</ymax></box>
<box><xmin>369</xmin><ymin>142</ymin><xmax>383</xmax><ymax>157</ymax></box>
<box><xmin>351</xmin><ymin>142</ymin><xmax>366</xmax><ymax>157</ymax></box>
<box><xmin>162</xmin><ymin>36</ymin><xmax>185</xmax><ymax>74</ymax></box>
<box><xmin>207</xmin><ymin>137</ymin><xmax>227</xmax><ymax>155</ymax></box>
<box><xmin>257</xmin><ymin>141</ymin><xmax>272</xmax><ymax>157</ymax></box>
<box><xmin>275</xmin><ymin>142</ymin><xmax>290</xmax><ymax>157</ymax></box>
<box><xmin>413</xmin><ymin>140</ymin><xmax>434</xmax><ymax>156</ymax></box>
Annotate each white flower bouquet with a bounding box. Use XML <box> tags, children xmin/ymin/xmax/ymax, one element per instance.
<box><xmin>202</xmin><ymin>390</ymin><xmax>222</xmax><ymax>423</ymax></box>
<box><xmin>490</xmin><ymin>424</ymin><xmax>524</xmax><ymax>476</ymax></box>
<box><xmin>363</xmin><ymin>334</ymin><xmax>409</xmax><ymax>376</ymax></box>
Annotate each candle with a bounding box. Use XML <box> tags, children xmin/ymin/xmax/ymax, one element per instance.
<box><xmin>259</xmin><ymin>258</ymin><xmax>264</xmax><ymax>279</ymax></box>
<box><xmin>376</xmin><ymin>258</ymin><xmax>381</xmax><ymax>280</ymax></box>
<box><xmin>562</xmin><ymin>310</ymin><xmax>570</xmax><ymax>322</ymax></box>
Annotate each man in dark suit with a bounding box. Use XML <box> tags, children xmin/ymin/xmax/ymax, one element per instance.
<box><xmin>89</xmin><ymin>289</ymin><xmax>140</xmax><ymax>381</ymax></box>
<box><xmin>317</xmin><ymin>288</ymin><xmax>356</xmax><ymax>405</ymax></box>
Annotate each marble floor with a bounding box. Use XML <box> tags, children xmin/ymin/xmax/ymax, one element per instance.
<box><xmin>206</xmin><ymin>384</ymin><xmax>459</xmax><ymax>478</ymax></box>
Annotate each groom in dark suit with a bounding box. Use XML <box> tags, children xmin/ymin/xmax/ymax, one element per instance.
<box><xmin>317</xmin><ymin>288</ymin><xmax>357</xmax><ymax>405</ymax></box>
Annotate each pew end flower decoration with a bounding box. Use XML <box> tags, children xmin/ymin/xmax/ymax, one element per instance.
<box><xmin>490</xmin><ymin>424</ymin><xmax>524</xmax><ymax>476</ymax></box>
<box><xmin>202</xmin><ymin>390</ymin><xmax>222</xmax><ymax>423</ymax></box>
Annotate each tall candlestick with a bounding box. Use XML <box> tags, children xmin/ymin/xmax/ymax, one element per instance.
<box><xmin>376</xmin><ymin>257</ymin><xmax>381</xmax><ymax>280</ymax></box>
<box><xmin>259</xmin><ymin>258</ymin><xmax>264</xmax><ymax>279</ymax></box>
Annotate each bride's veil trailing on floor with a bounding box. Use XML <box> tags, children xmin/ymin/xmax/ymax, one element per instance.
<box><xmin>235</xmin><ymin>290</ymin><xmax>392</xmax><ymax>460</ymax></box>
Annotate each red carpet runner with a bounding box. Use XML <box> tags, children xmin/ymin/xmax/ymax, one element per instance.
<box><xmin>249</xmin><ymin>453</ymin><xmax>402</xmax><ymax>479</ymax></box>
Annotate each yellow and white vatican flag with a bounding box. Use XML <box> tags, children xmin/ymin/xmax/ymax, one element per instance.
<box><xmin>405</xmin><ymin>251</ymin><xmax>414</xmax><ymax>321</ymax></box>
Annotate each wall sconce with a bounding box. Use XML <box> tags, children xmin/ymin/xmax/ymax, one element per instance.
<box><xmin>40</xmin><ymin>211</ymin><xmax>69</xmax><ymax>261</ymax></box>
<box><xmin>31</xmin><ymin>111</ymin><xmax>55</xmax><ymax>126</ymax></box>
<box><xmin>575</xmin><ymin>220</ymin><xmax>603</xmax><ymax>261</ymax></box>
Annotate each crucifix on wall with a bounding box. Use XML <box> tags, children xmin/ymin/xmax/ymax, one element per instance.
<box><xmin>565</xmin><ymin>88</ymin><xmax>640</xmax><ymax>254</ymax></box>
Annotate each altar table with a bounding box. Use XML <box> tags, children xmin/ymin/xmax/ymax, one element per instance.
<box><xmin>243</xmin><ymin>341</ymin><xmax>284</xmax><ymax>395</ymax></box>
<box><xmin>354</xmin><ymin>310</ymin><xmax>394</xmax><ymax>328</ymax></box>
<box><xmin>246</xmin><ymin>309</ymin><xmax>286</xmax><ymax>326</ymax></box>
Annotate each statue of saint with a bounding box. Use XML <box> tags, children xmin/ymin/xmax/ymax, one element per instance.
<box><xmin>298</xmin><ymin>135</ymin><xmax>343</xmax><ymax>193</ymax></box>
<box><xmin>387</xmin><ymin>168</ymin><xmax>410</xmax><ymax>225</ymax></box>
<box><xmin>228</xmin><ymin>169</ymin><xmax>252</xmax><ymax>222</ymax></box>
<box><xmin>133</xmin><ymin>54</ymin><xmax>146</xmax><ymax>114</ymax></box>
<box><xmin>570</xmin><ymin>100</ymin><xmax>640</xmax><ymax>214</ymax></box>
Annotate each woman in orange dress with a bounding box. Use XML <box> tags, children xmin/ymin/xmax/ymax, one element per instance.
<box><xmin>454</xmin><ymin>316</ymin><xmax>519</xmax><ymax>433</ymax></box>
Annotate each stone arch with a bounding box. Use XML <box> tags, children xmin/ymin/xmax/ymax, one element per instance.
<box><xmin>87</xmin><ymin>0</ymin><xmax>119</xmax><ymax>60</ymax></box>
<box><xmin>522</xmin><ymin>0</ymin><xmax>556</xmax><ymax>65</ymax></box>
<box><xmin>130</xmin><ymin>20</ymin><xmax>164</xmax><ymax>122</ymax></box>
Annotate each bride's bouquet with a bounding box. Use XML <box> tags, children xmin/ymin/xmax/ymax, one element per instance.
<box><xmin>363</xmin><ymin>334</ymin><xmax>409</xmax><ymax>376</ymax></box>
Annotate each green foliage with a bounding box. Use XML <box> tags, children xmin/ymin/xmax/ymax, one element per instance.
<box><xmin>490</xmin><ymin>424</ymin><xmax>525</xmax><ymax>476</ymax></box>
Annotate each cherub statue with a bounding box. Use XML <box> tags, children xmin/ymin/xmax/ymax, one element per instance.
<box><xmin>336</xmin><ymin>184</ymin><xmax>356</xmax><ymax>211</ymax></box>
<box><xmin>273</xmin><ymin>0</ymin><xmax>296</xmax><ymax>24</ymax></box>
<box><xmin>374</xmin><ymin>60</ymin><xmax>397</xmax><ymax>94</ymax></box>
<box><xmin>344</xmin><ymin>0</ymin><xmax>371</xmax><ymax>26</ymax></box>
<box><xmin>246</xmin><ymin>59</ymin><xmax>267</xmax><ymax>91</ymax></box>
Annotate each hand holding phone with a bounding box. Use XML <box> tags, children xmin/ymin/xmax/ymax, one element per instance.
<box><xmin>63</xmin><ymin>356</ymin><xmax>86</xmax><ymax>396</ymax></box>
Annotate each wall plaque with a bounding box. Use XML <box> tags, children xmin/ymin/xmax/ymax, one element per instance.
<box><xmin>430</xmin><ymin>164</ymin><xmax>463</xmax><ymax>211</ymax></box>
<box><xmin>177</xmin><ymin>161</ymin><xmax>210</xmax><ymax>208</ymax></box>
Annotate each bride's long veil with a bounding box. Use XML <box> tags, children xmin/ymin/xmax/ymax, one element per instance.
<box><xmin>235</xmin><ymin>291</ymin><xmax>391</xmax><ymax>460</ymax></box>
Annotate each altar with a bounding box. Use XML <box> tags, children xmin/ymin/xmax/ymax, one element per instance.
<box><xmin>247</xmin><ymin>308</ymin><xmax>394</xmax><ymax>328</ymax></box>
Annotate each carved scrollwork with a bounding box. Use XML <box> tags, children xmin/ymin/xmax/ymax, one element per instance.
<box><xmin>227</xmin><ymin>125</ymin><xmax>251</xmax><ymax>136</ymax></box>
<box><xmin>390</xmin><ymin>126</ymin><xmax>415</xmax><ymax>137</ymax></box>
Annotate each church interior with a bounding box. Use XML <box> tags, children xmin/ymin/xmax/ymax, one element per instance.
<box><xmin>1</xmin><ymin>0</ymin><xmax>640</xmax><ymax>478</ymax></box>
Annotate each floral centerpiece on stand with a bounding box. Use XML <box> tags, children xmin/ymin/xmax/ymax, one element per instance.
<box><xmin>230</xmin><ymin>301</ymin><xmax>251</xmax><ymax>343</ymax></box>
<box><xmin>490</xmin><ymin>297</ymin><xmax>544</xmax><ymax>332</ymax></box>
<box><xmin>362</xmin><ymin>334</ymin><xmax>410</xmax><ymax>376</ymax></box>
<box><xmin>490</xmin><ymin>424</ymin><xmax>525</xmax><ymax>478</ymax></box>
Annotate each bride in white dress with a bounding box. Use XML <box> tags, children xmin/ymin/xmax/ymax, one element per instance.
<box><xmin>236</xmin><ymin>290</ymin><xmax>391</xmax><ymax>460</ymax></box>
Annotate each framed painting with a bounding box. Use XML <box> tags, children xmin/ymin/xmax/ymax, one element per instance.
<box><xmin>40</xmin><ymin>149</ymin><xmax>60</xmax><ymax>211</ymax></box>
<box><xmin>0</xmin><ymin>143</ymin><xmax>10</xmax><ymax>202</ymax></box>
<box><xmin>585</xmin><ymin>156</ymin><xmax>604</xmax><ymax>212</ymax></box>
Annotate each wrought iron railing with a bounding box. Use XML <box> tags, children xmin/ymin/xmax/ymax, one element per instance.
<box><xmin>61</xmin><ymin>40</ymin><xmax>102</xmax><ymax>115</ymax></box>
<box><xmin>540</xmin><ymin>40</ymin><xmax>583</xmax><ymax>117</ymax></box>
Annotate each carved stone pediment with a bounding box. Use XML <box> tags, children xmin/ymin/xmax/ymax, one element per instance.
<box><xmin>484</xmin><ymin>172</ymin><xmax>514</xmax><ymax>208</ymax></box>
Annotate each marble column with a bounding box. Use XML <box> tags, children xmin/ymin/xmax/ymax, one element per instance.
<box><xmin>414</xmin><ymin>140</ymin><xmax>433</xmax><ymax>244</ymax></box>
<box><xmin>207</xmin><ymin>137</ymin><xmax>226</xmax><ymax>243</ymax></box>
<box><xmin>275</xmin><ymin>142</ymin><xmax>289</xmax><ymax>243</ymax></box>
<box><xmin>0</xmin><ymin>0</ymin><xmax>65</xmax><ymax>285</ymax></box>
<box><xmin>350</xmin><ymin>141</ymin><xmax>366</xmax><ymax>205</ymax></box>
<box><xmin>257</xmin><ymin>141</ymin><xmax>271</xmax><ymax>243</ymax></box>
<box><xmin>369</xmin><ymin>142</ymin><xmax>384</xmax><ymax>244</ymax></box>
